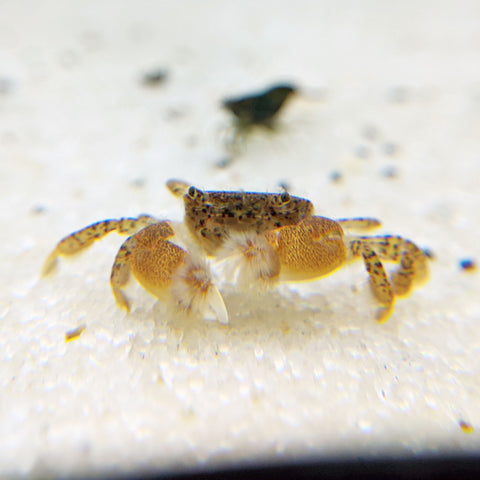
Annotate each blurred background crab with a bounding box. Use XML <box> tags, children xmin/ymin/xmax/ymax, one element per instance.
<box><xmin>43</xmin><ymin>180</ymin><xmax>428</xmax><ymax>324</ymax></box>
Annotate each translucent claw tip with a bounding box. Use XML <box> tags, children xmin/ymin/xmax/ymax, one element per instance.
<box><xmin>204</xmin><ymin>284</ymin><xmax>229</xmax><ymax>325</ymax></box>
<box><xmin>41</xmin><ymin>251</ymin><xmax>59</xmax><ymax>277</ymax></box>
<box><xmin>375</xmin><ymin>304</ymin><xmax>393</xmax><ymax>324</ymax></box>
<box><xmin>112</xmin><ymin>287</ymin><xmax>131</xmax><ymax>313</ymax></box>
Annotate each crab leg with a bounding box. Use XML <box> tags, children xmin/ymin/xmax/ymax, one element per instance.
<box><xmin>337</xmin><ymin>218</ymin><xmax>381</xmax><ymax>231</ymax></box>
<box><xmin>42</xmin><ymin>215</ymin><xmax>158</xmax><ymax>275</ymax></box>
<box><xmin>348</xmin><ymin>239</ymin><xmax>395</xmax><ymax>322</ymax></box>
<box><xmin>166</xmin><ymin>179</ymin><xmax>190</xmax><ymax>198</ymax></box>
<box><xmin>350</xmin><ymin>235</ymin><xmax>428</xmax><ymax>296</ymax></box>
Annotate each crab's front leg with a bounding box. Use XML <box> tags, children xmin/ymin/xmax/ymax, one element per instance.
<box><xmin>111</xmin><ymin>223</ymin><xmax>228</xmax><ymax>324</ymax></box>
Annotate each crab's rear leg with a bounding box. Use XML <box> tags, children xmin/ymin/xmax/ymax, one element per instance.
<box><xmin>337</xmin><ymin>218</ymin><xmax>381</xmax><ymax>231</ymax></box>
<box><xmin>42</xmin><ymin>215</ymin><xmax>158</xmax><ymax>275</ymax></box>
<box><xmin>348</xmin><ymin>239</ymin><xmax>395</xmax><ymax>322</ymax></box>
<box><xmin>351</xmin><ymin>235</ymin><xmax>429</xmax><ymax>296</ymax></box>
<box><xmin>112</xmin><ymin>223</ymin><xmax>228</xmax><ymax>323</ymax></box>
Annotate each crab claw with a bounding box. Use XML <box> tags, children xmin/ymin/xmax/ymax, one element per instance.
<box><xmin>111</xmin><ymin>223</ymin><xmax>228</xmax><ymax>324</ymax></box>
<box><xmin>265</xmin><ymin>216</ymin><xmax>347</xmax><ymax>282</ymax></box>
<box><xmin>171</xmin><ymin>255</ymin><xmax>229</xmax><ymax>324</ymax></box>
<box><xmin>217</xmin><ymin>231</ymin><xmax>281</xmax><ymax>289</ymax></box>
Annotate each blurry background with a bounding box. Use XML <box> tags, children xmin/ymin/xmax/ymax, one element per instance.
<box><xmin>1</xmin><ymin>1</ymin><xmax>479</xmax><ymax>478</ymax></box>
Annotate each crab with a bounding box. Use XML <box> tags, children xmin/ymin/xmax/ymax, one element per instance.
<box><xmin>42</xmin><ymin>180</ymin><xmax>429</xmax><ymax>324</ymax></box>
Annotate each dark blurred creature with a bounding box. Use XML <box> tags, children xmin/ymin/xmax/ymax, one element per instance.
<box><xmin>220</xmin><ymin>84</ymin><xmax>298</xmax><ymax>156</ymax></box>
<box><xmin>223</xmin><ymin>84</ymin><xmax>297</xmax><ymax>129</ymax></box>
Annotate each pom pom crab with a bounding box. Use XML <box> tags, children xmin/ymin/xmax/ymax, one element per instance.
<box><xmin>43</xmin><ymin>180</ymin><xmax>428</xmax><ymax>323</ymax></box>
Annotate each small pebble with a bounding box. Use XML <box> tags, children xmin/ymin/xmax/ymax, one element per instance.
<box><xmin>459</xmin><ymin>420</ymin><xmax>475</xmax><ymax>433</ymax></box>
<box><xmin>354</xmin><ymin>145</ymin><xmax>371</xmax><ymax>159</ymax></box>
<box><xmin>30</xmin><ymin>204</ymin><xmax>47</xmax><ymax>215</ymax></box>
<box><xmin>381</xmin><ymin>165</ymin><xmax>398</xmax><ymax>179</ymax></box>
<box><xmin>130</xmin><ymin>178</ymin><xmax>146</xmax><ymax>189</ymax></box>
<box><xmin>459</xmin><ymin>259</ymin><xmax>476</xmax><ymax>271</ymax></box>
<box><xmin>362</xmin><ymin>125</ymin><xmax>380</xmax><ymax>142</ymax></box>
<box><xmin>65</xmin><ymin>324</ymin><xmax>86</xmax><ymax>342</ymax></box>
<box><xmin>329</xmin><ymin>171</ymin><xmax>342</xmax><ymax>183</ymax></box>
<box><xmin>141</xmin><ymin>69</ymin><xmax>168</xmax><ymax>86</ymax></box>
<box><xmin>215</xmin><ymin>157</ymin><xmax>234</xmax><ymax>169</ymax></box>
<box><xmin>383</xmin><ymin>142</ymin><xmax>399</xmax><ymax>156</ymax></box>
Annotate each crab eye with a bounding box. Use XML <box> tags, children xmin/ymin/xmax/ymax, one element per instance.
<box><xmin>187</xmin><ymin>186</ymin><xmax>204</xmax><ymax>201</ymax></box>
<box><xmin>188</xmin><ymin>186</ymin><xmax>198</xmax><ymax>198</ymax></box>
<box><xmin>280</xmin><ymin>192</ymin><xmax>290</xmax><ymax>204</ymax></box>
